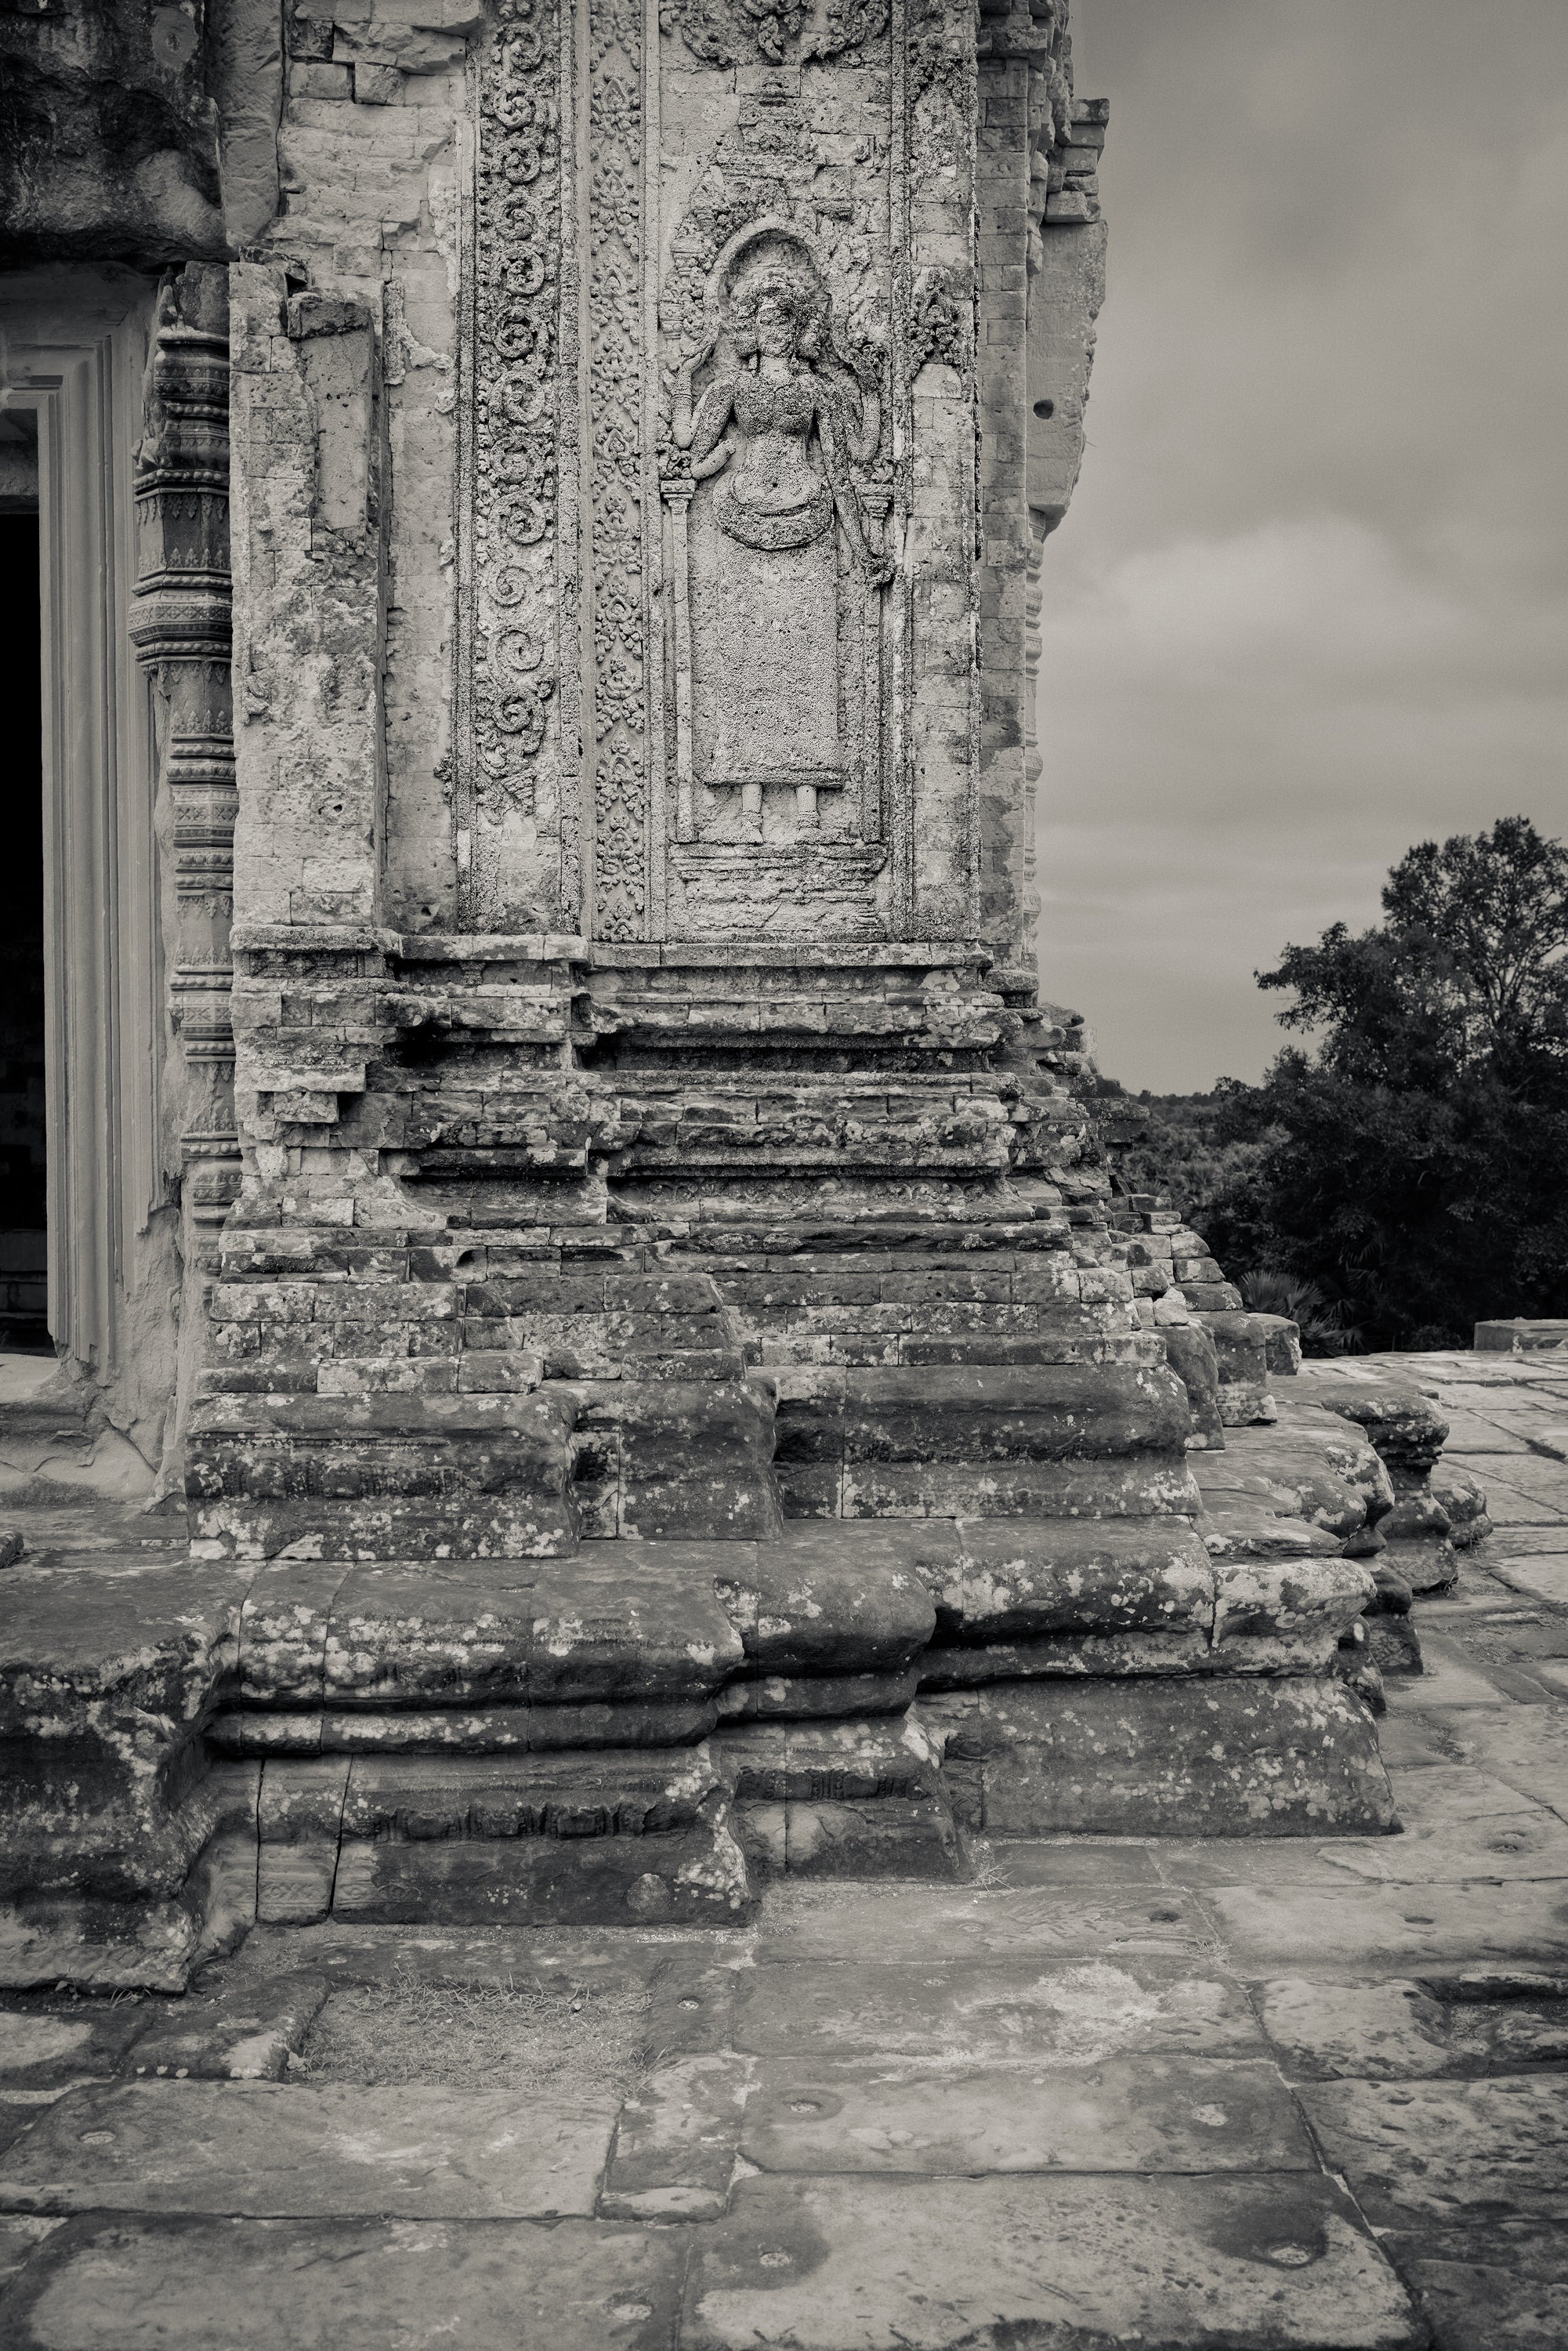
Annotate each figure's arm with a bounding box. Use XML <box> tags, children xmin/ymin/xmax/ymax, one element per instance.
<box><xmin>688</xmin><ymin>380</ymin><xmax>737</xmax><ymax>479</ymax></box>
<box><xmin>671</xmin><ymin>337</ymin><xmax>717</xmax><ymax>448</ymax></box>
<box><xmin>817</xmin><ymin>392</ymin><xmax>893</xmax><ymax>585</ymax></box>
<box><xmin>846</xmin><ymin>383</ymin><xmax>880</xmax><ymax>466</ymax></box>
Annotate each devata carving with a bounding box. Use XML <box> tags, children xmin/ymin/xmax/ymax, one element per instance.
<box><xmin>666</xmin><ymin>223</ymin><xmax>893</xmax><ymax>858</ymax></box>
<box><xmin>675</xmin><ymin>242</ymin><xmax>890</xmax><ymax>582</ymax></box>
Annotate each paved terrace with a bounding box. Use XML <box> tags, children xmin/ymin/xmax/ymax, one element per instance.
<box><xmin>1</xmin><ymin>1345</ymin><xmax>1566</xmax><ymax>2351</ymax></box>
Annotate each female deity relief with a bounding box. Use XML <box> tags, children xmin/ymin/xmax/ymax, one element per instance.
<box><xmin>671</xmin><ymin>232</ymin><xmax>890</xmax><ymax>843</ymax></box>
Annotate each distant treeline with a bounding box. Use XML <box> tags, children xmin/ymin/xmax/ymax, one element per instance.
<box><xmin>1095</xmin><ymin>818</ymin><xmax>1568</xmax><ymax>1355</ymax></box>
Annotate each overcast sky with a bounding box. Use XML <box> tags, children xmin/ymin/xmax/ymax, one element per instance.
<box><xmin>1034</xmin><ymin>0</ymin><xmax>1568</xmax><ymax>1092</ymax></box>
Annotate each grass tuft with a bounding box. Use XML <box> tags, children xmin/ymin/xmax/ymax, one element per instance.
<box><xmin>297</xmin><ymin>1969</ymin><xmax>654</xmax><ymax>2099</ymax></box>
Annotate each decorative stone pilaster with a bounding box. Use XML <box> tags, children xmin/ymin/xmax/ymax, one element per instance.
<box><xmin>130</xmin><ymin>262</ymin><xmax>244</xmax><ymax>1233</ymax></box>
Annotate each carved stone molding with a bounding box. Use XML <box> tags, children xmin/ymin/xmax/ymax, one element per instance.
<box><xmin>659</xmin><ymin>0</ymin><xmax>889</xmax><ymax>70</ymax></box>
<box><xmin>587</xmin><ymin>0</ymin><xmax>650</xmax><ymax>943</ymax></box>
<box><xmin>130</xmin><ymin>261</ymin><xmax>241</xmax><ymax>1218</ymax></box>
<box><xmin>458</xmin><ymin>0</ymin><xmax>574</xmax><ymax>931</ymax></box>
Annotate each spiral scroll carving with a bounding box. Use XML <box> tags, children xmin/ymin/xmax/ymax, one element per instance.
<box><xmin>473</xmin><ymin>0</ymin><xmax>560</xmax><ymax>820</ymax></box>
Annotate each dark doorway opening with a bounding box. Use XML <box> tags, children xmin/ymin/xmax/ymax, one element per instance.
<box><xmin>0</xmin><ymin>433</ymin><xmax>49</xmax><ymax>1352</ymax></box>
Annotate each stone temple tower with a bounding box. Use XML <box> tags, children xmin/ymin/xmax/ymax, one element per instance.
<box><xmin>0</xmin><ymin>0</ymin><xmax>1394</xmax><ymax>1974</ymax></box>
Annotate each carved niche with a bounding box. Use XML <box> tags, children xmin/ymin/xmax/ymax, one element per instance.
<box><xmin>654</xmin><ymin>46</ymin><xmax>913</xmax><ymax>943</ymax></box>
<box><xmin>666</xmin><ymin>223</ymin><xmax>890</xmax><ymax>855</ymax></box>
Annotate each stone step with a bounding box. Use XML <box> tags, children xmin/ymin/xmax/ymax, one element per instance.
<box><xmin>186</xmin><ymin>1391</ymin><xmax>581</xmax><ymax>1562</ymax></box>
<box><xmin>918</xmin><ymin>1677</ymin><xmax>1398</xmax><ymax>1837</ymax></box>
<box><xmin>739</xmin><ymin>2049</ymin><xmax>1316</xmax><ymax>2175</ymax></box>
<box><xmin>568</xmin><ymin>1378</ymin><xmax>782</xmax><ymax>1541</ymax></box>
<box><xmin>744</xmin><ymin>1313</ymin><xmax>1153</xmax><ymax>1374</ymax></box>
<box><xmin>782</xmin><ymin>1456</ymin><xmax>1200</xmax><ymax>1521</ymax></box>
<box><xmin>776</xmin><ymin>1363</ymin><xmax>1192</xmax><ymax>1462</ymax></box>
<box><xmin>211</xmin><ymin>1520</ymin><xmax>1369</xmax><ymax>1742</ymax></box>
<box><xmin>898</xmin><ymin>1332</ymin><xmax>1164</xmax><ymax>1365</ymax></box>
<box><xmin>774</xmin><ymin>1361</ymin><xmax>1200</xmax><ymax>1519</ymax></box>
<box><xmin>721</xmin><ymin>1714</ymin><xmax>965</xmax><ymax>1882</ymax></box>
<box><xmin>190</xmin><ymin>1370</ymin><xmax>785</xmax><ymax>1556</ymax></box>
<box><xmin>1</xmin><ymin>1511</ymin><xmax>1394</xmax><ymax>1986</ymax></box>
<box><xmin>673</xmin><ymin>1212</ymin><xmax>1085</xmax><ymax>1254</ymax></box>
<box><xmin>1196</xmin><ymin>1414</ymin><xmax>1395</xmax><ymax>1545</ymax></box>
<box><xmin>257</xmin><ymin>1748</ymin><xmax>754</xmax><ymax>1928</ymax></box>
<box><xmin>0</xmin><ymin>2078</ymin><xmax>621</xmax><ymax>2219</ymax></box>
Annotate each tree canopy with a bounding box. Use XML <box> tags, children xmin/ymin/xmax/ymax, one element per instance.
<box><xmin>1114</xmin><ymin>819</ymin><xmax>1568</xmax><ymax>1353</ymax></box>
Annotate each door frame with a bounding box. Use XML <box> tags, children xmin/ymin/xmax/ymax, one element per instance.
<box><xmin>1</xmin><ymin>269</ymin><xmax>163</xmax><ymax>1375</ymax></box>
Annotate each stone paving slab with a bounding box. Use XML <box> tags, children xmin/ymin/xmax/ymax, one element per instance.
<box><xmin>1154</xmin><ymin>1804</ymin><xmax>1568</xmax><ymax>1887</ymax></box>
<box><xmin>1385</xmin><ymin>2223</ymin><xmax>1568</xmax><ymax>2351</ymax></box>
<box><xmin>0</xmin><ymin>2009</ymin><xmax>147</xmax><ymax>2097</ymax></box>
<box><xmin>1197</xmin><ymin>1876</ymin><xmax>1568</xmax><ymax>1968</ymax></box>
<box><xmin>229</xmin><ymin>1918</ymin><xmax>712</xmax><ymax>1990</ymax></box>
<box><xmin>1494</xmin><ymin>1555</ymin><xmax>1568</xmax><ymax>1606</ymax></box>
<box><xmin>739</xmin><ymin>2052</ymin><xmax>1316</xmax><ymax>2175</ymax></box>
<box><xmin>1429</xmin><ymin>1411</ymin><xmax>1536</xmax><ymax>1451</ymax></box>
<box><xmin>754</xmin><ymin>1886</ymin><xmax>1205</xmax><ymax>1965</ymax></box>
<box><xmin>1257</xmin><ymin>1975</ymin><xmax>1568</xmax><ymax>2080</ymax></box>
<box><xmin>1384</xmin><ymin>1637</ymin><xmax>1534</xmax><ymax>1707</ymax></box>
<box><xmin>0</xmin><ymin>2218</ymin><xmax>60</xmax><ymax>2293</ymax></box>
<box><xmin>678</xmin><ymin>2173</ymin><xmax>1423</xmax><ymax>2350</ymax></box>
<box><xmin>602</xmin><ymin>2053</ymin><xmax>755</xmax><ymax>2220</ymax></box>
<box><xmin>121</xmin><ymin>1972</ymin><xmax>328</xmax><ymax>2081</ymax></box>
<box><xmin>0</xmin><ymin>2214</ymin><xmax>686</xmax><ymax>2350</ymax></box>
<box><xmin>1455</xmin><ymin>1470</ymin><xmax>1568</xmax><ymax>1526</ymax></box>
<box><xmin>1484</xmin><ymin>1527</ymin><xmax>1568</xmax><ymax>1556</ymax></box>
<box><xmin>1299</xmin><ymin>2073</ymin><xmax>1568</xmax><ymax>2228</ymax></box>
<box><xmin>969</xmin><ymin>1834</ymin><xmax>1175</xmax><ymax>1890</ymax></box>
<box><xmin>1389</xmin><ymin>1762</ymin><xmax>1558</xmax><ymax>1823</ymax></box>
<box><xmin>969</xmin><ymin>1836</ymin><xmax>1166</xmax><ymax>1886</ymax></box>
<box><xmin>0</xmin><ymin>2081</ymin><xmax>618</xmax><ymax>2219</ymax></box>
<box><xmin>1375</xmin><ymin>1712</ymin><xmax>1462</xmax><ymax>1768</ymax></box>
<box><xmin>1441</xmin><ymin>1706</ymin><xmax>1568</xmax><ymax>1820</ymax></box>
<box><xmin>730</xmin><ymin>1955</ymin><xmax>1262</xmax><ymax>2061</ymax></box>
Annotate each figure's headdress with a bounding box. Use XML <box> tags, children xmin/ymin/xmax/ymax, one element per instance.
<box><xmin>725</xmin><ymin>258</ymin><xmax>827</xmax><ymax>363</ymax></box>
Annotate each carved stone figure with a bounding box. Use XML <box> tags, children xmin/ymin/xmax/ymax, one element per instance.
<box><xmin>679</xmin><ymin>252</ymin><xmax>890</xmax><ymax>583</ymax></box>
<box><xmin>672</xmin><ymin>231</ymin><xmax>889</xmax><ymax>843</ymax></box>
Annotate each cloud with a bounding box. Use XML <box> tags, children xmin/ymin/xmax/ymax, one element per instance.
<box><xmin>1037</xmin><ymin>514</ymin><xmax>1568</xmax><ymax>1090</ymax></box>
<box><xmin>1034</xmin><ymin>0</ymin><xmax>1568</xmax><ymax>1092</ymax></box>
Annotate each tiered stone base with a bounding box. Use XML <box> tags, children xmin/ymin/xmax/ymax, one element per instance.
<box><xmin>1</xmin><ymin>1033</ymin><xmax>1449</xmax><ymax>1982</ymax></box>
<box><xmin>0</xmin><ymin>1498</ymin><xmax>1398</xmax><ymax>1987</ymax></box>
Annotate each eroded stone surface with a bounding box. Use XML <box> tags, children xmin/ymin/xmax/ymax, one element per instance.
<box><xmin>1300</xmin><ymin>2073</ymin><xmax>1568</xmax><ymax>2228</ymax></box>
<box><xmin>679</xmin><ymin>2173</ymin><xmax>1421</xmax><ymax>2351</ymax></box>
<box><xmin>1258</xmin><ymin>1975</ymin><xmax>1568</xmax><ymax>2081</ymax></box>
<box><xmin>739</xmin><ymin>2052</ymin><xmax>1316</xmax><ymax>2175</ymax></box>
<box><xmin>755</xmin><ymin>1886</ymin><xmax>1208</xmax><ymax>1966</ymax></box>
<box><xmin>1388</xmin><ymin>2225</ymin><xmax>1568</xmax><ymax>2351</ymax></box>
<box><xmin>732</xmin><ymin>1957</ymin><xmax>1261</xmax><ymax>2063</ymax></box>
<box><xmin>121</xmin><ymin>1973</ymin><xmax>328</xmax><ymax>2082</ymax></box>
<box><xmin>601</xmin><ymin>2053</ymin><xmax>755</xmax><ymax>2220</ymax></box>
<box><xmin>938</xmin><ymin>1677</ymin><xmax>1397</xmax><ymax>1837</ymax></box>
<box><xmin>0</xmin><ymin>2081</ymin><xmax>617</xmax><ymax>2219</ymax></box>
<box><xmin>0</xmin><ymin>2215</ymin><xmax>685</xmax><ymax>2351</ymax></box>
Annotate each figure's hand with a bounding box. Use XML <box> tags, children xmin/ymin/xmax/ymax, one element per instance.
<box><xmin>864</xmin><ymin>548</ymin><xmax>896</xmax><ymax>588</ymax></box>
